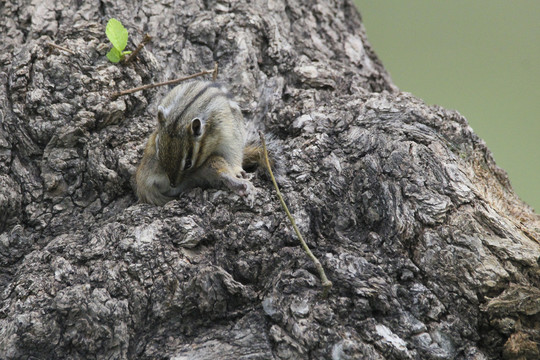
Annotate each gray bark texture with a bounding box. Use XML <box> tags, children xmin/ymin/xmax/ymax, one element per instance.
<box><xmin>1</xmin><ymin>0</ymin><xmax>539</xmax><ymax>359</ymax></box>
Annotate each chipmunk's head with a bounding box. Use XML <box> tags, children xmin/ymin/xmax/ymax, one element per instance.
<box><xmin>155</xmin><ymin>106</ymin><xmax>205</xmax><ymax>188</ymax></box>
<box><xmin>154</xmin><ymin>80</ymin><xmax>234</xmax><ymax>188</ymax></box>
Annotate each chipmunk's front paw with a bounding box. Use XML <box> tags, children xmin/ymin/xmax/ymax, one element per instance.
<box><xmin>222</xmin><ymin>172</ymin><xmax>257</xmax><ymax>206</ymax></box>
<box><xmin>240</xmin><ymin>180</ymin><xmax>257</xmax><ymax>206</ymax></box>
<box><xmin>223</xmin><ymin>174</ymin><xmax>257</xmax><ymax>206</ymax></box>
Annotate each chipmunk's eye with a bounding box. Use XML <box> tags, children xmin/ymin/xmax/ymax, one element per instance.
<box><xmin>184</xmin><ymin>158</ymin><xmax>192</xmax><ymax>170</ymax></box>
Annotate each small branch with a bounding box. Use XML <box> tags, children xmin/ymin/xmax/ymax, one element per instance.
<box><xmin>124</xmin><ymin>33</ymin><xmax>152</xmax><ymax>64</ymax></box>
<box><xmin>212</xmin><ymin>62</ymin><xmax>219</xmax><ymax>81</ymax></box>
<box><xmin>259</xmin><ymin>131</ymin><xmax>333</xmax><ymax>297</ymax></box>
<box><xmin>110</xmin><ymin>68</ymin><xmax>216</xmax><ymax>98</ymax></box>
<box><xmin>47</xmin><ymin>42</ymin><xmax>75</xmax><ymax>55</ymax></box>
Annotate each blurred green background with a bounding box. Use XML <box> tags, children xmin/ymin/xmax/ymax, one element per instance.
<box><xmin>354</xmin><ymin>1</ymin><xmax>539</xmax><ymax>212</ymax></box>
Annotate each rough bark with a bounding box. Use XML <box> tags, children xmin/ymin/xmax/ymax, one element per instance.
<box><xmin>1</xmin><ymin>0</ymin><xmax>539</xmax><ymax>359</ymax></box>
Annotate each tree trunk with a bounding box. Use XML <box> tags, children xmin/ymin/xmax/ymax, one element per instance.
<box><xmin>1</xmin><ymin>0</ymin><xmax>539</xmax><ymax>359</ymax></box>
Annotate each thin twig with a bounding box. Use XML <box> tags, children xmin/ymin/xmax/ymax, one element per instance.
<box><xmin>259</xmin><ymin>131</ymin><xmax>333</xmax><ymax>297</ymax></box>
<box><xmin>110</xmin><ymin>69</ymin><xmax>215</xmax><ymax>98</ymax></box>
<box><xmin>124</xmin><ymin>33</ymin><xmax>152</xmax><ymax>64</ymax></box>
<box><xmin>47</xmin><ymin>42</ymin><xmax>75</xmax><ymax>55</ymax></box>
<box><xmin>212</xmin><ymin>62</ymin><xmax>219</xmax><ymax>81</ymax></box>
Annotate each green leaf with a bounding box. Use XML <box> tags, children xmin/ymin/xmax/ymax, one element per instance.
<box><xmin>106</xmin><ymin>47</ymin><xmax>122</xmax><ymax>63</ymax></box>
<box><xmin>106</xmin><ymin>18</ymin><xmax>128</xmax><ymax>52</ymax></box>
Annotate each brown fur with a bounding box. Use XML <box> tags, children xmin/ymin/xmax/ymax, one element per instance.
<box><xmin>135</xmin><ymin>80</ymin><xmax>282</xmax><ymax>205</ymax></box>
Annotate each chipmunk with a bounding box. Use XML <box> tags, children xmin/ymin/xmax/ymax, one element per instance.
<box><xmin>135</xmin><ymin>80</ymin><xmax>280</xmax><ymax>206</ymax></box>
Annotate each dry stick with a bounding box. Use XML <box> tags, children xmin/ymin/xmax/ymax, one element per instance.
<box><xmin>110</xmin><ymin>69</ymin><xmax>215</xmax><ymax>98</ymax></box>
<box><xmin>259</xmin><ymin>131</ymin><xmax>333</xmax><ymax>297</ymax></box>
<box><xmin>124</xmin><ymin>33</ymin><xmax>152</xmax><ymax>64</ymax></box>
<box><xmin>212</xmin><ymin>62</ymin><xmax>218</xmax><ymax>81</ymax></box>
<box><xmin>47</xmin><ymin>42</ymin><xmax>75</xmax><ymax>55</ymax></box>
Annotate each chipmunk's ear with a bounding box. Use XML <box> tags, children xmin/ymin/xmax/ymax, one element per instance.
<box><xmin>191</xmin><ymin>117</ymin><xmax>205</xmax><ymax>137</ymax></box>
<box><xmin>157</xmin><ymin>106</ymin><xmax>166</xmax><ymax>125</ymax></box>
